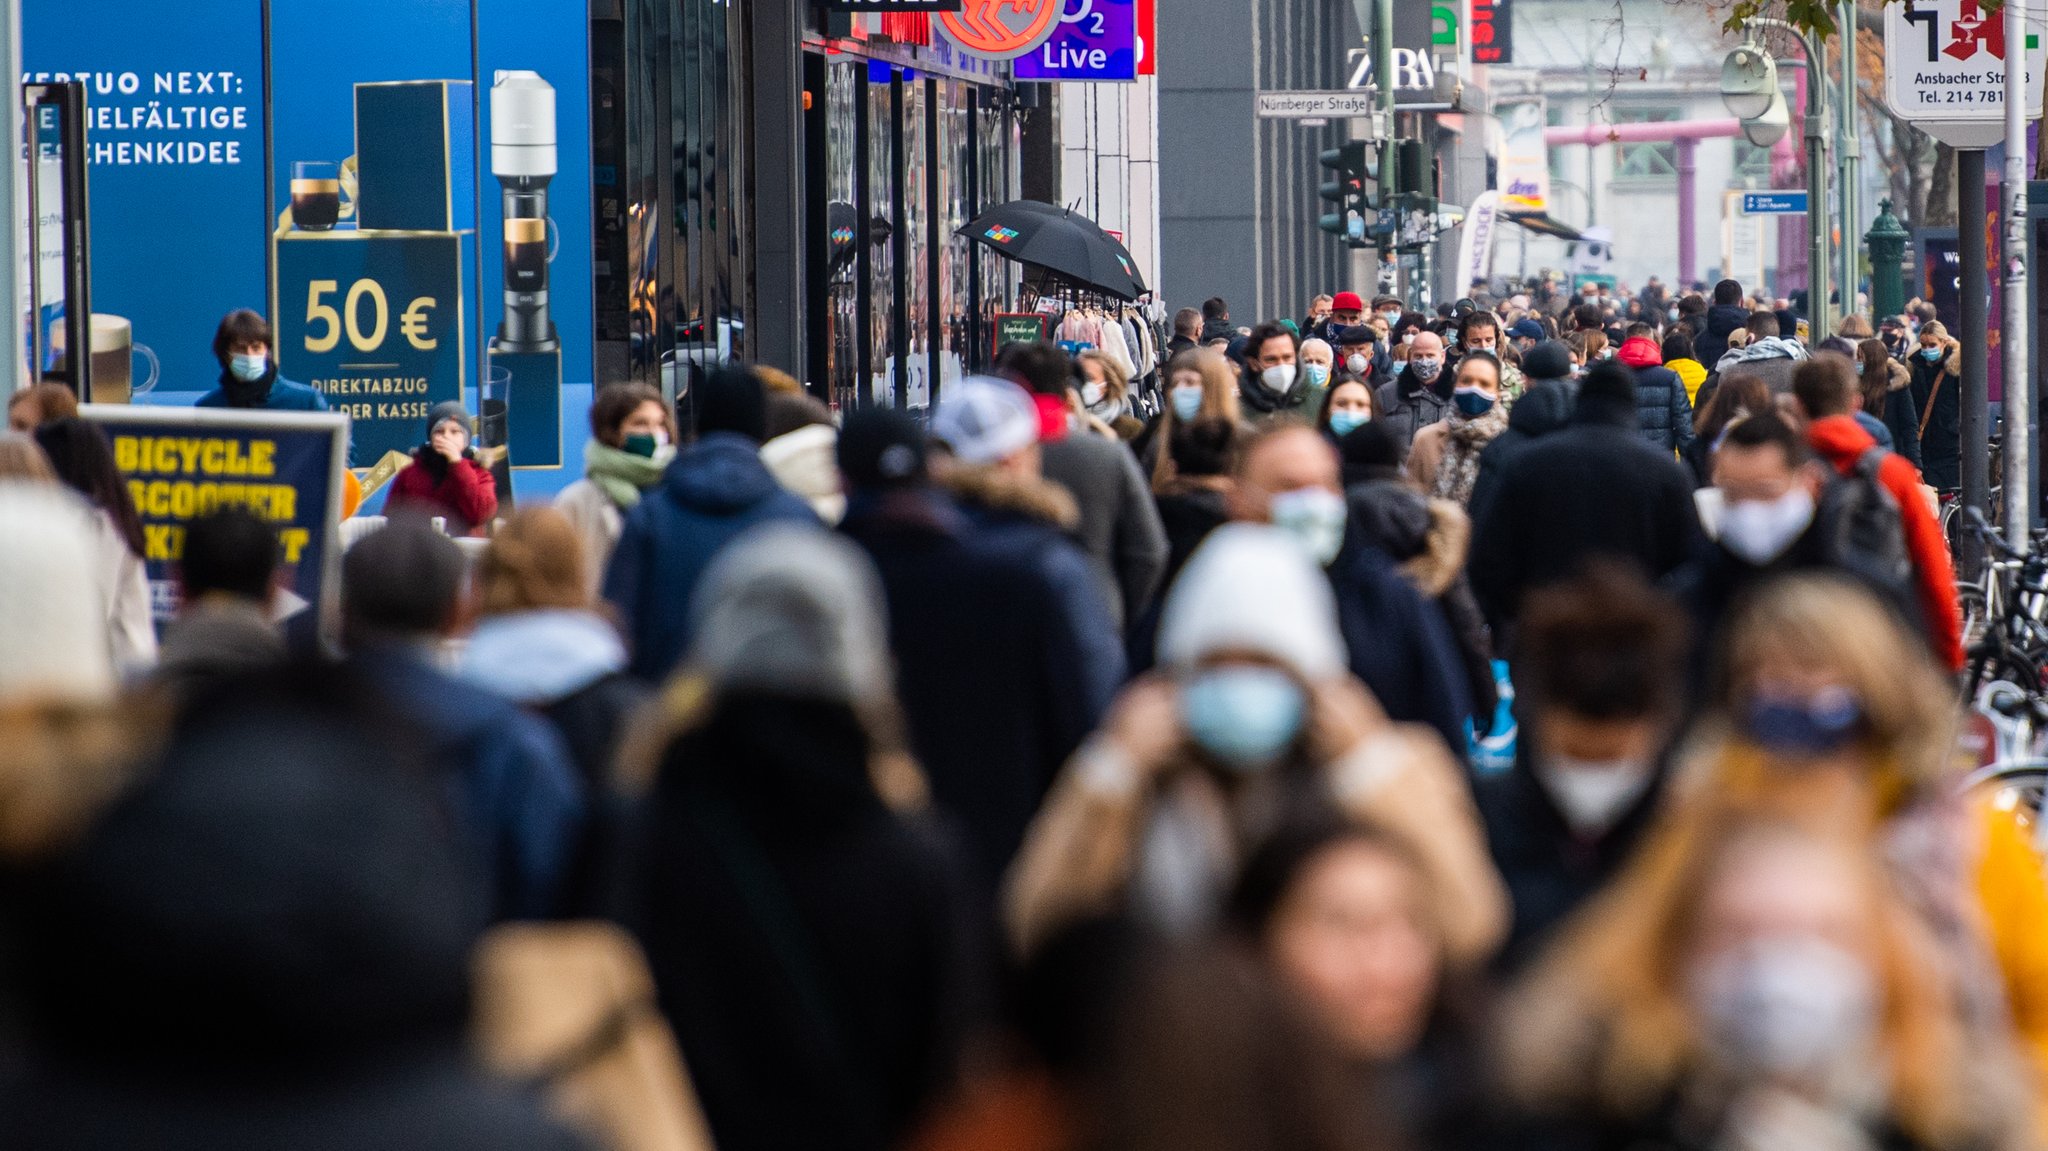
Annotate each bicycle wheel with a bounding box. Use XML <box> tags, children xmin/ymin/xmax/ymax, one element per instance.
<box><xmin>1962</xmin><ymin>762</ymin><xmax>2048</xmax><ymax>845</ymax></box>
<box><xmin>1959</xmin><ymin>582</ymin><xmax>1991</xmax><ymax>650</ymax></box>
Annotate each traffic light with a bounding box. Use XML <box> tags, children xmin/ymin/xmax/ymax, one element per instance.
<box><xmin>1319</xmin><ymin>141</ymin><xmax>1371</xmax><ymax>247</ymax></box>
<box><xmin>1396</xmin><ymin>139</ymin><xmax>1434</xmax><ymax>204</ymax></box>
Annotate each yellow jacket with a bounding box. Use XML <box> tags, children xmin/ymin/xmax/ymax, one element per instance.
<box><xmin>1669</xmin><ymin>357</ymin><xmax>1708</xmax><ymax>405</ymax></box>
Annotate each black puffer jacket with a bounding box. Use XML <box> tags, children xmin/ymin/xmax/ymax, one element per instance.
<box><xmin>1345</xmin><ymin>479</ymin><xmax>1498</xmax><ymax>722</ymax></box>
<box><xmin>1692</xmin><ymin>303</ymin><xmax>1750</xmax><ymax>369</ymax></box>
<box><xmin>1632</xmin><ymin>364</ymin><xmax>1695</xmax><ymax>455</ymax></box>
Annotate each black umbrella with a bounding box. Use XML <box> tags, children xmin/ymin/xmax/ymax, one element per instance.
<box><xmin>960</xmin><ymin>201</ymin><xmax>1148</xmax><ymax>301</ymax></box>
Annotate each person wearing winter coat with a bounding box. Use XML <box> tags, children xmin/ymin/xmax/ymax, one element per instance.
<box><xmin>1793</xmin><ymin>357</ymin><xmax>1964</xmax><ymax>671</ymax></box>
<box><xmin>344</xmin><ymin>521</ymin><xmax>586</xmax><ymax>922</ymax></box>
<box><xmin>1004</xmin><ymin>523</ymin><xmax>1508</xmax><ymax>968</ymax></box>
<box><xmin>1373</xmin><ymin>329</ymin><xmax>1452</xmax><ymax>454</ymax></box>
<box><xmin>1476</xmin><ymin>564</ymin><xmax>1689</xmax><ymax>976</ymax></box>
<box><xmin>1859</xmin><ymin>338</ymin><xmax>1923</xmax><ymax>473</ymax></box>
<box><xmin>554</xmin><ymin>382</ymin><xmax>677</xmax><ymax>594</ymax></box>
<box><xmin>1404</xmin><ymin>350</ymin><xmax>1510</xmax><ymax>507</ymax></box>
<box><xmin>628</xmin><ymin>524</ymin><xmax>982</xmax><ymax>1151</ymax></box>
<box><xmin>1151</xmin><ymin>415</ymin><xmax>1238</xmax><ymax>589</ymax></box>
<box><xmin>1690</xmin><ymin>280</ymin><xmax>1752</xmax><ymax>369</ymax></box>
<box><xmin>194</xmin><ymin>308</ymin><xmax>331</xmax><ymax>412</ymax></box>
<box><xmin>1468</xmin><ymin>341</ymin><xmax>1576</xmax><ymax>525</ymax></box>
<box><xmin>0</xmin><ymin>664</ymin><xmax>584</xmax><ymax>1151</ymax></box>
<box><xmin>386</xmin><ymin>401</ymin><xmax>499</xmax><ymax>536</ymax></box>
<box><xmin>603</xmin><ymin>365</ymin><xmax>818</xmax><ymax>683</ymax></box>
<box><xmin>154</xmin><ymin>508</ymin><xmax>290</xmax><ymax>699</ymax></box>
<box><xmin>1662</xmin><ymin>329</ymin><xmax>1708</xmax><ymax>405</ymax></box>
<box><xmin>837</xmin><ymin>395</ymin><xmax>1124</xmax><ymax>895</ymax></box>
<box><xmin>760</xmin><ymin>391</ymin><xmax>847</xmax><ymax>524</ymax></box>
<box><xmin>1908</xmin><ymin>320</ymin><xmax>1965</xmax><ymax>489</ymax></box>
<box><xmin>1615</xmin><ymin>325</ymin><xmax>1695</xmax><ymax>455</ymax></box>
<box><xmin>1470</xmin><ymin>361</ymin><xmax>1701</xmax><ymax>637</ymax></box>
<box><xmin>1710</xmin><ymin>311</ymin><xmax>1808</xmax><ymax>395</ymax></box>
<box><xmin>1231</xmin><ymin>321</ymin><xmax>1317</xmax><ymax>423</ymax></box>
<box><xmin>30</xmin><ymin>418</ymin><xmax>157</xmax><ymax>674</ymax></box>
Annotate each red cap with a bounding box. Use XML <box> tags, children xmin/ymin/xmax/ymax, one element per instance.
<box><xmin>1331</xmin><ymin>291</ymin><xmax>1366</xmax><ymax>312</ymax></box>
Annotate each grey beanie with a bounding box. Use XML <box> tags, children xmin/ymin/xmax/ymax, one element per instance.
<box><xmin>687</xmin><ymin>523</ymin><xmax>890</xmax><ymax>705</ymax></box>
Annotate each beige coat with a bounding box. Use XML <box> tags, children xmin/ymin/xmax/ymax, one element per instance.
<box><xmin>553</xmin><ymin>480</ymin><xmax>626</xmax><ymax>596</ymax></box>
<box><xmin>1404</xmin><ymin>419</ymin><xmax>1449</xmax><ymax>491</ymax></box>
<box><xmin>1005</xmin><ymin>693</ymin><xmax>1509</xmax><ymax>968</ymax></box>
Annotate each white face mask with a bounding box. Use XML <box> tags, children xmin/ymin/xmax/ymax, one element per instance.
<box><xmin>1689</xmin><ymin>935</ymin><xmax>1877</xmax><ymax>1082</ymax></box>
<box><xmin>1719</xmin><ymin>486</ymin><xmax>1816</xmax><ymax>565</ymax></box>
<box><xmin>1081</xmin><ymin>381</ymin><xmax>1107</xmax><ymax>408</ymax></box>
<box><xmin>1345</xmin><ymin>352</ymin><xmax>1370</xmax><ymax>375</ymax></box>
<box><xmin>1536</xmin><ymin>756</ymin><xmax>1654</xmax><ymax>835</ymax></box>
<box><xmin>1401</xmin><ymin>332</ymin><xmax>1416</xmax><ymax>347</ymax></box>
<box><xmin>1260</xmin><ymin>363</ymin><xmax>1298</xmax><ymax>394</ymax></box>
<box><xmin>1268</xmin><ymin>486</ymin><xmax>1348</xmax><ymax>566</ymax></box>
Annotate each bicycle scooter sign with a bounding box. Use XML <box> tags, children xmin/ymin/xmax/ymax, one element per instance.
<box><xmin>937</xmin><ymin>0</ymin><xmax>1065</xmax><ymax>60</ymax></box>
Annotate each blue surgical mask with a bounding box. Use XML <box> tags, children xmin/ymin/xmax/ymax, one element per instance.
<box><xmin>1329</xmin><ymin>409</ymin><xmax>1370</xmax><ymax>437</ymax></box>
<box><xmin>1919</xmin><ymin>347</ymin><xmax>1942</xmax><ymax>362</ymax></box>
<box><xmin>1268</xmin><ymin>485</ymin><xmax>1348</xmax><ymax>566</ymax></box>
<box><xmin>1181</xmin><ymin>666</ymin><xmax>1306</xmax><ymax>773</ymax></box>
<box><xmin>1171</xmin><ymin>385</ymin><xmax>1203</xmax><ymax>421</ymax></box>
<box><xmin>1453</xmin><ymin>386</ymin><xmax>1496</xmax><ymax>416</ymax></box>
<box><xmin>1741</xmin><ymin>686</ymin><xmax>1865</xmax><ymax>757</ymax></box>
<box><xmin>1303</xmin><ymin>363</ymin><xmax>1331</xmax><ymax>389</ymax></box>
<box><xmin>229</xmin><ymin>352</ymin><xmax>269</xmax><ymax>382</ymax></box>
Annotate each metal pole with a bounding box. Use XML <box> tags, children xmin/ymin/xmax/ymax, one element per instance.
<box><xmin>1837</xmin><ymin>0</ymin><xmax>1859</xmax><ymax>325</ymax></box>
<box><xmin>1961</xmin><ymin>147</ymin><xmax>1991</xmax><ymax>581</ymax></box>
<box><xmin>1804</xmin><ymin>31</ymin><xmax>1830</xmax><ymax>343</ymax></box>
<box><xmin>0</xmin><ymin>0</ymin><xmax>22</xmax><ymax>396</ymax></box>
<box><xmin>2003</xmin><ymin>0</ymin><xmax>2032</xmax><ymax>544</ymax></box>
<box><xmin>1676</xmin><ymin>137</ymin><xmax>1697</xmax><ymax>288</ymax></box>
<box><xmin>1374</xmin><ymin>0</ymin><xmax>1397</xmax><ymax>299</ymax></box>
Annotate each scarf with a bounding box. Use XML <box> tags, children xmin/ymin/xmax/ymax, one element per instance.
<box><xmin>1429</xmin><ymin>403</ymin><xmax>1509</xmax><ymax>506</ymax></box>
<box><xmin>585</xmin><ymin>441</ymin><xmax>673</xmax><ymax>508</ymax></box>
<box><xmin>218</xmin><ymin>365</ymin><xmax>277</xmax><ymax>408</ymax></box>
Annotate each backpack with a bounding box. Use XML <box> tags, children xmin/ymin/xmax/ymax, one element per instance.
<box><xmin>1816</xmin><ymin>446</ymin><xmax>1913</xmax><ymax>586</ymax></box>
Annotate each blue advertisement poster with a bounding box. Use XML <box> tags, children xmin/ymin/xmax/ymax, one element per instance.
<box><xmin>23</xmin><ymin>0</ymin><xmax>268</xmax><ymax>397</ymax></box>
<box><xmin>1013</xmin><ymin>0</ymin><xmax>1139</xmax><ymax>81</ymax></box>
<box><xmin>82</xmin><ymin>405</ymin><xmax>347</xmax><ymax>637</ymax></box>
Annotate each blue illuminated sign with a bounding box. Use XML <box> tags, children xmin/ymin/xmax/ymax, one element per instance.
<box><xmin>1014</xmin><ymin>0</ymin><xmax>1138</xmax><ymax>82</ymax></box>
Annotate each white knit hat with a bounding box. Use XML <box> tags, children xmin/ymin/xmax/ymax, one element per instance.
<box><xmin>928</xmin><ymin>376</ymin><xmax>1039</xmax><ymax>466</ymax></box>
<box><xmin>1156</xmin><ymin>523</ymin><xmax>1346</xmax><ymax>678</ymax></box>
<box><xmin>760</xmin><ymin>423</ymin><xmax>847</xmax><ymax>525</ymax></box>
<box><xmin>689</xmin><ymin>522</ymin><xmax>890</xmax><ymax>705</ymax></box>
<box><xmin>0</xmin><ymin>482</ymin><xmax>117</xmax><ymax>703</ymax></box>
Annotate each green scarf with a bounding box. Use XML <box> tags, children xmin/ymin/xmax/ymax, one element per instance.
<box><xmin>585</xmin><ymin>441</ymin><xmax>671</xmax><ymax>508</ymax></box>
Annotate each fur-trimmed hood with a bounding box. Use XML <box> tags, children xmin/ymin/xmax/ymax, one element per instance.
<box><xmin>938</xmin><ymin>465</ymin><xmax>1081</xmax><ymax>531</ymax></box>
<box><xmin>1344</xmin><ymin>480</ymin><xmax>1471</xmax><ymax>598</ymax></box>
<box><xmin>1883</xmin><ymin>356</ymin><xmax>1912</xmax><ymax>393</ymax></box>
<box><xmin>1402</xmin><ymin>499</ymin><xmax>1471</xmax><ymax>599</ymax></box>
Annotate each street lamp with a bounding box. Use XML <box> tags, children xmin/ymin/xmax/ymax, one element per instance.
<box><xmin>1720</xmin><ymin>23</ymin><xmax>1829</xmax><ymax>341</ymax></box>
<box><xmin>1740</xmin><ymin>90</ymin><xmax>1790</xmax><ymax>148</ymax></box>
<box><xmin>1719</xmin><ymin>44</ymin><xmax>1779</xmax><ymax>121</ymax></box>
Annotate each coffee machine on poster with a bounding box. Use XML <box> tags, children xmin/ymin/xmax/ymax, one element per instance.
<box><xmin>488</xmin><ymin>69</ymin><xmax>565</xmax><ymax>469</ymax></box>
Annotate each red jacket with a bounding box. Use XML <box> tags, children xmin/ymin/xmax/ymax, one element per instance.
<box><xmin>1807</xmin><ymin>415</ymin><xmax>1963</xmax><ymax>670</ymax></box>
<box><xmin>385</xmin><ymin>451</ymin><xmax>499</xmax><ymax>536</ymax></box>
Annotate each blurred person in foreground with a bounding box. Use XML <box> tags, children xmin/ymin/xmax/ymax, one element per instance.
<box><xmin>385</xmin><ymin>401</ymin><xmax>498</xmax><ymax>536</ymax></box>
<box><xmin>32</xmin><ymin>418</ymin><xmax>155</xmax><ymax>674</ymax></box>
<box><xmin>1478</xmin><ymin>564</ymin><xmax>1691</xmax><ymax>975</ymax></box>
<box><xmin>1470</xmin><ymin>360</ymin><xmax>1699</xmax><ymax>639</ymax></box>
<box><xmin>604</xmin><ymin>364</ymin><xmax>817</xmax><ymax>682</ymax></box>
<box><xmin>1151</xmin><ymin>416</ymin><xmax>1240</xmax><ymax>591</ymax></box>
<box><xmin>553</xmin><ymin>381</ymin><xmax>676</xmax><ymax>593</ymax></box>
<box><xmin>0</xmin><ymin>663</ymin><xmax>581</xmax><ymax>1151</ymax></box>
<box><xmin>1004</xmin><ymin>523</ymin><xmax>1506</xmax><ymax>968</ymax></box>
<box><xmin>1501</xmin><ymin>814</ymin><xmax>2033</xmax><ymax>1151</ymax></box>
<box><xmin>6</xmin><ymin>380</ymin><xmax>78</xmax><ymax>433</ymax></box>
<box><xmin>1001</xmin><ymin>343</ymin><xmax>1168</xmax><ymax>631</ymax></box>
<box><xmin>1230</xmin><ymin>422</ymin><xmax>1473</xmax><ymax>754</ymax></box>
<box><xmin>1790</xmin><ymin>354</ymin><xmax>1962</xmax><ymax>672</ymax></box>
<box><xmin>1678</xmin><ymin>574</ymin><xmax>2048</xmax><ymax>1117</ymax></box>
<box><xmin>625</xmin><ymin>524</ymin><xmax>980</xmax><ymax>1151</ymax></box>
<box><xmin>153</xmin><ymin>508</ymin><xmax>290</xmax><ymax>697</ymax></box>
<box><xmin>760</xmin><ymin>390</ymin><xmax>846</xmax><ymax>524</ymax></box>
<box><xmin>343</xmin><ymin>521</ymin><xmax>584</xmax><ymax>921</ymax></box>
<box><xmin>837</xmin><ymin>396</ymin><xmax>1122</xmax><ymax>897</ymax></box>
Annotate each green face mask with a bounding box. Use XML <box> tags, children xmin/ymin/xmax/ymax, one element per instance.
<box><xmin>622</xmin><ymin>433</ymin><xmax>660</xmax><ymax>459</ymax></box>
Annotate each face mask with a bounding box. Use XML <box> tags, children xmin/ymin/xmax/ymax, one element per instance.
<box><xmin>1401</xmin><ymin>332</ymin><xmax>1416</xmax><ymax>347</ymax></box>
<box><xmin>1853</xmin><ymin>362</ymin><xmax>1864</xmax><ymax>376</ymax></box>
<box><xmin>1718</xmin><ymin>486</ymin><xmax>1815</xmax><ymax>565</ymax></box>
<box><xmin>1181</xmin><ymin>666</ymin><xmax>1306</xmax><ymax>774</ymax></box>
<box><xmin>1080</xmin><ymin>381</ymin><xmax>1106</xmax><ymax>408</ymax></box>
<box><xmin>1303</xmin><ymin>363</ymin><xmax>1331</xmax><ymax>389</ymax></box>
<box><xmin>1171</xmin><ymin>385</ymin><xmax>1204</xmax><ymax>421</ymax></box>
<box><xmin>623</xmin><ymin>433</ymin><xmax>661</xmax><ymax>459</ymax></box>
<box><xmin>1466</xmin><ymin>341</ymin><xmax>1492</xmax><ymax>355</ymax></box>
<box><xmin>1260</xmin><ymin>363</ymin><xmax>1298</xmax><ymax>394</ymax></box>
<box><xmin>1452</xmin><ymin>386</ymin><xmax>1495</xmax><ymax>417</ymax></box>
<box><xmin>1409</xmin><ymin>357</ymin><xmax>1442</xmax><ymax>382</ymax></box>
<box><xmin>1328</xmin><ymin>409</ymin><xmax>1370</xmax><ymax>437</ymax></box>
<box><xmin>1689</xmin><ymin>935</ymin><xmax>1876</xmax><ymax>1082</ymax></box>
<box><xmin>1919</xmin><ymin>347</ymin><xmax>1942</xmax><ymax>362</ymax></box>
<box><xmin>1668</xmin><ymin>307</ymin><xmax>1681</xmax><ymax>322</ymax></box>
<box><xmin>1741</xmin><ymin>684</ymin><xmax>1865</xmax><ymax>757</ymax></box>
<box><xmin>1380</xmin><ymin>310</ymin><xmax>1402</xmax><ymax>325</ymax></box>
<box><xmin>229</xmin><ymin>352</ymin><xmax>268</xmax><ymax>383</ymax></box>
<box><xmin>1345</xmin><ymin>352</ymin><xmax>1370</xmax><ymax>375</ymax></box>
<box><xmin>1537</xmin><ymin>756</ymin><xmax>1653</xmax><ymax>835</ymax></box>
<box><xmin>1269</xmin><ymin>485</ymin><xmax>1348</xmax><ymax>566</ymax></box>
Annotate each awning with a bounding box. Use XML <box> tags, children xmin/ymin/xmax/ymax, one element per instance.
<box><xmin>1501</xmin><ymin>210</ymin><xmax>1582</xmax><ymax>241</ymax></box>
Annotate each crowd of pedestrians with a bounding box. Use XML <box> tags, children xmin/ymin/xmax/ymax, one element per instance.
<box><xmin>0</xmin><ymin>272</ymin><xmax>2037</xmax><ymax>1151</ymax></box>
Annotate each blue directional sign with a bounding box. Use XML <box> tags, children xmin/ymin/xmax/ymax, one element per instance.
<box><xmin>1742</xmin><ymin>191</ymin><xmax>1811</xmax><ymax>215</ymax></box>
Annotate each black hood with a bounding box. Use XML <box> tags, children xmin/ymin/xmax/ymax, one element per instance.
<box><xmin>17</xmin><ymin>664</ymin><xmax>485</xmax><ymax>1068</ymax></box>
<box><xmin>1705</xmin><ymin>304</ymin><xmax>1749</xmax><ymax>337</ymax></box>
<box><xmin>1509</xmin><ymin>379</ymin><xmax>1576</xmax><ymax>436</ymax></box>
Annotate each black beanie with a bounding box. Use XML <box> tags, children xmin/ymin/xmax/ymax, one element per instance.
<box><xmin>1521</xmin><ymin>340</ymin><xmax>1573</xmax><ymax>382</ymax></box>
<box><xmin>1339</xmin><ymin>419</ymin><xmax>1403</xmax><ymax>473</ymax></box>
<box><xmin>695</xmin><ymin>365</ymin><xmax>768</xmax><ymax>442</ymax></box>
<box><xmin>1579</xmin><ymin>360</ymin><xmax>1638</xmax><ymax>406</ymax></box>
<box><xmin>838</xmin><ymin>408</ymin><xmax>927</xmax><ymax>491</ymax></box>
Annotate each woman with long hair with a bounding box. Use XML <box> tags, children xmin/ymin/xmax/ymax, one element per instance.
<box><xmin>1139</xmin><ymin>348</ymin><xmax>1242</xmax><ymax>491</ymax></box>
<box><xmin>1859</xmin><ymin>337</ymin><xmax>1923</xmax><ymax>473</ymax></box>
<box><xmin>32</xmin><ymin>417</ymin><xmax>155</xmax><ymax>673</ymax></box>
